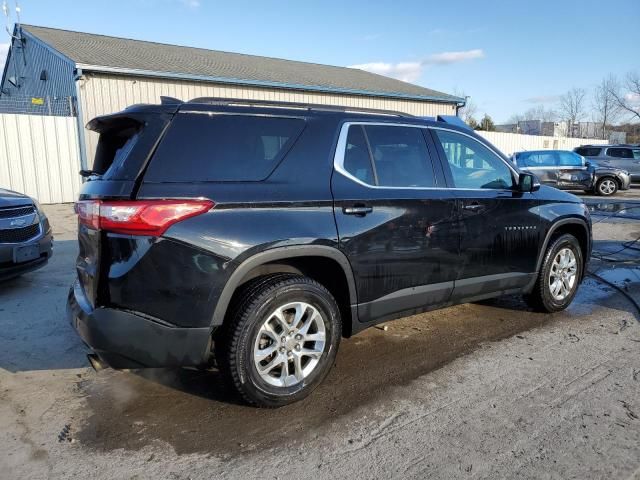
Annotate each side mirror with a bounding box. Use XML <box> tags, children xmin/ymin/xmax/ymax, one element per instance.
<box><xmin>518</xmin><ymin>172</ymin><xmax>540</xmax><ymax>193</ymax></box>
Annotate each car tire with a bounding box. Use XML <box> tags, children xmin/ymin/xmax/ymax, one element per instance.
<box><xmin>218</xmin><ymin>274</ymin><xmax>341</xmax><ymax>407</ymax></box>
<box><xmin>524</xmin><ymin>234</ymin><xmax>583</xmax><ymax>313</ymax></box>
<box><xmin>596</xmin><ymin>177</ymin><xmax>618</xmax><ymax>196</ymax></box>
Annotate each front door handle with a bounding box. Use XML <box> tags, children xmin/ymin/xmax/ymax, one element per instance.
<box><xmin>343</xmin><ymin>205</ymin><xmax>373</xmax><ymax>216</ymax></box>
<box><xmin>463</xmin><ymin>202</ymin><xmax>483</xmax><ymax>211</ymax></box>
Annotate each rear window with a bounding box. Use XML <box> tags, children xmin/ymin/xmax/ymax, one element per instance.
<box><xmin>92</xmin><ymin>119</ymin><xmax>142</xmax><ymax>176</ymax></box>
<box><xmin>145</xmin><ymin>113</ymin><xmax>305</xmax><ymax>182</ymax></box>
<box><xmin>575</xmin><ymin>147</ymin><xmax>601</xmax><ymax>157</ymax></box>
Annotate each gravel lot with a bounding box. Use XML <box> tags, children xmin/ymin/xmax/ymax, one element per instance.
<box><xmin>1</xmin><ymin>194</ymin><xmax>639</xmax><ymax>480</ymax></box>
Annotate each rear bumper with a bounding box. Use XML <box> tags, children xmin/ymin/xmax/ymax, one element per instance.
<box><xmin>0</xmin><ymin>228</ymin><xmax>53</xmax><ymax>280</ymax></box>
<box><xmin>67</xmin><ymin>281</ymin><xmax>212</xmax><ymax>369</ymax></box>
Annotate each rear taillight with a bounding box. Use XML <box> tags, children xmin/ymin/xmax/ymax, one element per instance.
<box><xmin>74</xmin><ymin>199</ymin><xmax>214</xmax><ymax>236</ymax></box>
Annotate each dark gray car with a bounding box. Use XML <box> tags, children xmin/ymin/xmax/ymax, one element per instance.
<box><xmin>512</xmin><ymin>150</ymin><xmax>631</xmax><ymax>196</ymax></box>
<box><xmin>0</xmin><ymin>189</ymin><xmax>53</xmax><ymax>280</ymax></box>
<box><xmin>574</xmin><ymin>145</ymin><xmax>640</xmax><ymax>183</ymax></box>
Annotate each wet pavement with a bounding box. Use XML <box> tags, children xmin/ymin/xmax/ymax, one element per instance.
<box><xmin>77</xmin><ymin>295</ymin><xmax>560</xmax><ymax>456</ymax></box>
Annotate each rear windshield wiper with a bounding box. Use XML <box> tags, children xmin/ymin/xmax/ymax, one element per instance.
<box><xmin>79</xmin><ymin>169</ymin><xmax>103</xmax><ymax>179</ymax></box>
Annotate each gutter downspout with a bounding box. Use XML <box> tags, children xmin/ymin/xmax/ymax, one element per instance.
<box><xmin>455</xmin><ymin>96</ymin><xmax>469</xmax><ymax>117</ymax></box>
<box><xmin>73</xmin><ymin>68</ymin><xmax>88</xmax><ymax>171</ymax></box>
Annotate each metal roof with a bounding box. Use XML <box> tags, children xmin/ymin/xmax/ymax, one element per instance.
<box><xmin>21</xmin><ymin>24</ymin><xmax>463</xmax><ymax>104</ymax></box>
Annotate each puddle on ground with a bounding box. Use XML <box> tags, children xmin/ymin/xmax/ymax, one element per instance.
<box><xmin>584</xmin><ymin>200</ymin><xmax>640</xmax><ymax>220</ymax></box>
<box><xmin>75</xmin><ymin>282</ymin><xmax>628</xmax><ymax>458</ymax></box>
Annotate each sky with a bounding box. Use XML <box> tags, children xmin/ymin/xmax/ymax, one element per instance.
<box><xmin>0</xmin><ymin>0</ymin><xmax>638</xmax><ymax>123</ymax></box>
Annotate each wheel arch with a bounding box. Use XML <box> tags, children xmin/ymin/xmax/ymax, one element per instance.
<box><xmin>525</xmin><ymin>218</ymin><xmax>591</xmax><ymax>292</ymax></box>
<box><xmin>210</xmin><ymin>245</ymin><xmax>358</xmax><ymax>337</ymax></box>
<box><xmin>595</xmin><ymin>174</ymin><xmax>621</xmax><ymax>189</ymax></box>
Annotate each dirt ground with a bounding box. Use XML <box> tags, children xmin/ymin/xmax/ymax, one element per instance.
<box><xmin>1</xmin><ymin>195</ymin><xmax>639</xmax><ymax>480</ymax></box>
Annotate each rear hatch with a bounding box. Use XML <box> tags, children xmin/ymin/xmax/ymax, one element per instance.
<box><xmin>75</xmin><ymin>105</ymin><xmax>175</xmax><ymax>307</ymax></box>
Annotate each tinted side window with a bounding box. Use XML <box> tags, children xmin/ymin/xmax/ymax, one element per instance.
<box><xmin>607</xmin><ymin>148</ymin><xmax>633</xmax><ymax>159</ymax></box>
<box><xmin>343</xmin><ymin>126</ymin><xmax>375</xmax><ymax>185</ymax></box>
<box><xmin>575</xmin><ymin>147</ymin><xmax>601</xmax><ymax>157</ymax></box>
<box><xmin>145</xmin><ymin>113</ymin><xmax>305</xmax><ymax>182</ymax></box>
<box><xmin>364</xmin><ymin>125</ymin><xmax>435</xmax><ymax>188</ymax></box>
<box><xmin>632</xmin><ymin>149</ymin><xmax>640</xmax><ymax>159</ymax></box>
<box><xmin>557</xmin><ymin>152</ymin><xmax>583</xmax><ymax>166</ymax></box>
<box><xmin>518</xmin><ymin>152</ymin><xmax>556</xmax><ymax>167</ymax></box>
<box><xmin>434</xmin><ymin>130</ymin><xmax>514</xmax><ymax>189</ymax></box>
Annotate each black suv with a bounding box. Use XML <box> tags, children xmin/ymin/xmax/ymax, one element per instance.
<box><xmin>68</xmin><ymin>98</ymin><xmax>592</xmax><ymax>407</ymax></box>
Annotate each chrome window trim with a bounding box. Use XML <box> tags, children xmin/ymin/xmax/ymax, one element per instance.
<box><xmin>428</xmin><ymin>126</ymin><xmax>519</xmax><ymax>178</ymax></box>
<box><xmin>333</xmin><ymin>122</ymin><xmax>440</xmax><ymax>190</ymax></box>
<box><xmin>333</xmin><ymin>122</ymin><xmax>519</xmax><ymax>191</ymax></box>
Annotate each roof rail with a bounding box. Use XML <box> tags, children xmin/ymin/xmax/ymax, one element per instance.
<box><xmin>185</xmin><ymin>97</ymin><xmax>413</xmax><ymax>117</ymax></box>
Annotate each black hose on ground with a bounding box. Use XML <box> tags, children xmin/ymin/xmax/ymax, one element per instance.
<box><xmin>586</xmin><ymin>270</ymin><xmax>640</xmax><ymax>318</ymax></box>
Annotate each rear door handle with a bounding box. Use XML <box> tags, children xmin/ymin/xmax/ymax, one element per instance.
<box><xmin>343</xmin><ymin>205</ymin><xmax>373</xmax><ymax>216</ymax></box>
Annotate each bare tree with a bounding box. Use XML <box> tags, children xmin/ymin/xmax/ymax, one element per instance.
<box><xmin>559</xmin><ymin>88</ymin><xmax>587</xmax><ymax>137</ymax></box>
<box><xmin>523</xmin><ymin>105</ymin><xmax>557</xmax><ymax>122</ymax></box>
<box><xmin>609</xmin><ymin>71</ymin><xmax>640</xmax><ymax>122</ymax></box>
<box><xmin>506</xmin><ymin>113</ymin><xmax>524</xmax><ymax>125</ymax></box>
<box><xmin>505</xmin><ymin>105</ymin><xmax>556</xmax><ymax>128</ymax></box>
<box><xmin>593</xmin><ymin>75</ymin><xmax>620</xmax><ymax>140</ymax></box>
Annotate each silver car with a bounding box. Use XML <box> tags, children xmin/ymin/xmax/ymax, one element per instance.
<box><xmin>574</xmin><ymin>145</ymin><xmax>640</xmax><ymax>183</ymax></box>
<box><xmin>0</xmin><ymin>189</ymin><xmax>53</xmax><ymax>281</ymax></box>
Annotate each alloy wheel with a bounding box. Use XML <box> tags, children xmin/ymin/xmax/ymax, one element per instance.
<box><xmin>598</xmin><ymin>179</ymin><xmax>616</xmax><ymax>195</ymax></box>
<box><xmin>253</xmin><ymin>301</ymin><xmax>326</xmax><ymax>387</ymax></box>
<box><xmin>548</xmin><ymin>247</ymin><xmax>578</xmax><ymax>301</ymax></box>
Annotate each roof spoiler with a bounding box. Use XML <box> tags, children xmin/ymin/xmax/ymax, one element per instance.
<box><xmin>436</xmin><ymin>115</ymin><xmax>473</xmax><ymax>131</ymax></box>
<box><xmin>160</xmin><ymin>96</ymin><xmax>183</xmax><ymax>105</ymax></box>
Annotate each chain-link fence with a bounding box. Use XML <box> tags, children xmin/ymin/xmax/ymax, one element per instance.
<box><xmin>0</xmin><ymin>96</ymin><xmax>76</xmax><ymax>116</ymax></box>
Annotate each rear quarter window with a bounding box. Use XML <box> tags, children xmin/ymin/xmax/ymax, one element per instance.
<box><xmin>575</xmin><ymin>147</ymin><xmax>602</xmax><ymax>157</ymax></box>
<box><xmin>606</xmin><ymin>148</ymin><xmax>633</xmax><ymax>159</ymax></box>
<box><xmin>145</xmin><ymin>113</ymin><xmax>305</xmax><ymax>182</ymax></box>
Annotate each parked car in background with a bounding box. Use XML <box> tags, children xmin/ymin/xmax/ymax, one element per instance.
<box><xmin>512</xmin><ymin>150</ymin><xmax>631</xmax><ymax>196</ymax></box>
<box><xmin>68</xmin><ymin>99</ymin><xmax>592</xmax><ymax>407</ymax></box>
<box><xmin>574</xmin><ymin>144</ymin><xmax>640</xmax><ymax>184</ymax></box>
<box><xmin>0</xmin><ymin>189</ymin><xmax>53</xmax><ymax>280</ymax></box>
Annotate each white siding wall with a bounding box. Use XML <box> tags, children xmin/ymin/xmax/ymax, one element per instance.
<box><xmin>477</xmin><ymin>131</ymin><xmax>608</xmax><ymax>156</ymax></box>
<box><xmin>79</xmin><ymin>73</ymin><xmax>457</xmax><ymax>160</ymax></box>
<box><xmin>0</xmin><ymin>114</ymin><xmax>81</xmax><ymax>203</ymax></box>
